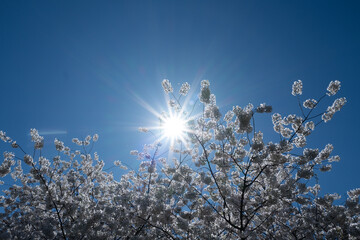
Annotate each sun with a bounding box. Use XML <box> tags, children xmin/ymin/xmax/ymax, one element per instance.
<box><xmin>130</xmin><ymin>82</ymin><xmax>197</xmax><ymax>146</ymax></box>
<box><xmin>162</xmin><ymin>115</ymin><xmax>187</xmax><ymax>139</ymax></box>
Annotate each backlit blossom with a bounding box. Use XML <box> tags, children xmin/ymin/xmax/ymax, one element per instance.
<box><xmin>0</xmin><ymin>79</ymin><xmax>356</xmax><ymax>240</ymax></box>
<box><xmin>30</xmin><ymin>128</ymin><xmax>44</xmax><ymax>149</ymax></box>
<box><xmin>162</xmin><ymin>79</ymin><xmax>173</xmax><ymax>94</ymax></box>
<box><xmin>256</xmin><ymin>103</ymin><xmax>272</xmax><ymax>113</ymax></box>
<box><xmin>138</xmin><ymin>127</ymin><xmax>149</xmax><ymax>132</ymax></box>
<box><xmin>179</xmin><ymin>82</ymin><xmax>190</xmax><ymax>96</ymax></box>
<box><xmin>199</xmin><ymin>80</ymin><xmax>211</xmax><ymax>104</ymax></box>
<box><xmin>93</xmin><ymin>133</ymin><xmax>99</xmax><ymax>142</ymax></box>
<box><xmin>303</xmin><ymin>99</ymin><xmax>317</xmax><ymax>109</ymax></box>
<box><xmin>294</xmin><ymin>134</ymin><xmax>307</xmax><ymax>147</ymax></box>
<box><xmin>224</xmin><ymin>110</ymin><xmax>234</xmax><ymax>122</ymax></box>
<box><xmin>24</xmin><ymin>155</ymin><xmax>33</xmax><ymax>165</ymax></box>
<box><xmin>347</xmin><ymin>188</ymin><xmax>360</xmax><ymax>199</ymax></box>
<box><xmin>320</xmin><ymin>164</ymin><xmax>332</xmax><ymax>172</ymax></box>
<box><xmin>11</xmin><ymin>141</ymin><xmax>18</xmax><ymax>148</ymax></box>
<box><xmin>54</xmin><ymin>138</ymin><xmax>64</xmax><ymax>151</ymax></box>
<box><xmin>130</xmin><ymin>150</ymin><xmax>138</xmax><ymax>155</ymax></box>
<box><xmin>30</xmin><ymin>128</ymin><xmax>43</xmax><ymax>143</ymax></box>
<box><xmin>327</xmin><ymin>80</ymin><xmax>341</xmax><ymax>96</ymax></box>
<box><xmin>0</xmin><ymin>131</ymin><xmax>7</xmax><ymax>142</ymax></box>
<box><xmin>322</xmin><ymin>97</ymin><xmax>347</xmax><ymax>122</ymax></box>
<box><xmin>292</xmin><ymin>80</ymin><xmax>303</xmax><ymax>96</ymax></box>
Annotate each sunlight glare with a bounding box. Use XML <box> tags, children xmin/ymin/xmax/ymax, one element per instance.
<box><xmin>163</xmin><ymin>116</ymin><xmax>186</xmax><ymax>139</ymax></box>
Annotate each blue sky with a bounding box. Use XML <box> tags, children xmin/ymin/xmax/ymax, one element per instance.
<box><xmin>0</xmin><ymin>0</ymin><xmax>359</xmax><ymax>198</ymax></box>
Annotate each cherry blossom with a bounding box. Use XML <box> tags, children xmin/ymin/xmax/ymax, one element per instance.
<box><xmin>0</xmin><ymin>79</ymin><xmax>358</xmax><ymax>239</ymax></box>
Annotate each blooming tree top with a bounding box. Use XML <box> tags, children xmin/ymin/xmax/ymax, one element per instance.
<box><xmin>0</xmin><ymin>79</ymin><xmax>358</xmax><ymax>240</ymax></box>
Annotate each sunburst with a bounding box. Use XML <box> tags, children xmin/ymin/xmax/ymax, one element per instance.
<box><xmin>130</xmin><ymin>81</ymin><xmax>202</xmax><ymax>152</ymax></box>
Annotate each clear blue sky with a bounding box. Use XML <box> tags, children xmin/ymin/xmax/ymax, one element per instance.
<box><xmin>0</xmin><ymin>0</ymin><xmax>359</xmax><ymax>198</ymax></box>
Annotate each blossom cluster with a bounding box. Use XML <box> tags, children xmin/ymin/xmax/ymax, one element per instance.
<box><xmin>322</xmin><ymin>97</ymin><xmax>347</xmax><ymax>122</ymax></box>
<box><xmin>292</xmin><ymin>80</ymin><xmax>303</xmax><ymax>96</ymax></box>
<box><xmin>0</xmin><ymin>79</ymin><xmax>357</xmax><ymax>239</ymax></box>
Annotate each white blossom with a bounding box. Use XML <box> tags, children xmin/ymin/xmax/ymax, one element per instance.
<box><xmin>224</xmin><ymin>110</ymin><xmax>234</xmax><ymax>122</ymax></box>
<box><xmin>23</xmin><ymin>154</ymin><xmax>33</xmax><ymax>165</ymax></box>
<box><xmin>30</xmin><ymin>128</ymin><xmax>43</xmax><ymax>143</ymax></box>
<box><xmin>72</xmin><ymin>138</ymin><xmax>82</xmax><ymax>146</ymax></box>
<box><xmin>347</xmin><ymin>188</ymin><xmax>360</xmax><ymax>199</ymax></box>
<box><xmin>199</xmin><ymin>80</ymin><xmax>211</xmax><ymax>104</ymax></box>
<box><xmin>322</xmin><ymin>97</ymin><xmax>347</xmax><ymax>122</ymax></box>
<box><xmin>85</xmin><ymin>135</ymin><xmax>91</xmax><ymax>142</ymax></box>
<box><xmin>305</xmin><ymin>121</ymin><xmax>315</xmax><ymax>131</ymax></box>
<box><xmin>179</xmin><ymin>82</ymin><xmax>190</xmax><ymax>96</ymax></box>
<box><xmin>256</xmin><ymin>103</ymin><xmax>272</xmax><ymax>113</ymax></box>
<box><xmin>315</xmin><ymin>144</ymin><xmax>334</xmax><ymax>163</ymax></box>
<box><xmin>292</xmin><ymin>80</ymin><xmax>303</xmax><ymax>96</ymax></box>
<box><xmin>138</xmin><ymin>127</ymin><xmax>149</xmax><ymax>132</ymax></box>
<box><xmin>0</xmin><ymin>79</ymin><xmax>356</xmax><ymax>240</ymax></box>
<box><xmin>320</xmin><ymin>164</ymin><xmax>332</xmax><ymax>172</ymax></box>
<box><xmin>303</xmin><ymin>99</ymin><xmax>317</xmax><ymax>109</ymax></box>
<box><xmin>54</xmin><ymin>138</ymin><xmax>65</xmax><ymax>151</ymax></box>
<box><xmin>11</xmin><ymin>141</ymin><xmax>18</xmax><ymax>148</ymax></box>
<box><xmin>114</xmin><ymin>160</ymin><xmax>128</xmax><ymax>170</ymax></box>
<box><xmin>130</xmin><ymin>150</ymin><xmax>138</xmax><ymax>155</ymax></box>
<box><xmin>294</xmin><ymin>134</ymin><xmax>307</xmax><ymax>148</ymax></box>
<box><xmin>0</xmin><ymin>131</ymin><xmax>8</xmax><ymax>142</ymax></box>
<box><xmin>281</xmin><ymin>127</ymin><xmax>292</xmax><ymax>138</ymax></box>
<box><xmin>328</xmin><ymin>155</ymin><xmax>340</xmax><ymax>162</ymax></box>
<box><xmin>327</xmin><ymin>80</ymin><xmax>341</xmax><ymax>96</ymax></box>
<box><xmin>93</xmin><ymin>133</ymin><xmax>99</xmax><ymax>142</ymax></box>
<box><xmin>161</xmin><ymin>79</ymin><xmax>173</xmax><ymax>94</ymax></box>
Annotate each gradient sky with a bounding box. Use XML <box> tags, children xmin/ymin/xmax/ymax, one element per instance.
<box><xmin>0</xmin><ymin>0</ymin><xmax>359</xmax><ymax>199</ymax></box>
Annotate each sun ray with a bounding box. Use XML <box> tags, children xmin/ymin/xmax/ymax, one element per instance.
<box><xmin>130</xmin><ymin>81</ymin><xmax>202</xmax><ymax>157</ymax></box>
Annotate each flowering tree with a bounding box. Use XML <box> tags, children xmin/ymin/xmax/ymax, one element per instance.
<box><xmin>0</xmin><ymin>79</ymin><xmax>359</xmax><ymax>239</ymax></box>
